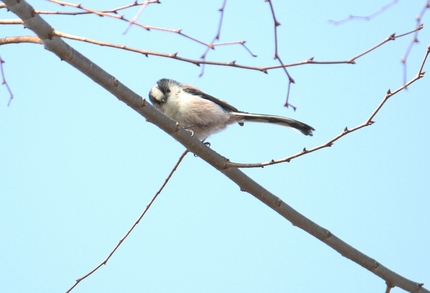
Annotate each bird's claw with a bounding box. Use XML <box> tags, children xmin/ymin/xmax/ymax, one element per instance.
<box><xmin>185</xmin><ymin>129</ymin><xmax>194</xmax><ymax>137</ymax></box>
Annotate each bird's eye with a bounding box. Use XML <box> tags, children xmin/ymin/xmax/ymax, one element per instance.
<box><xmin>165</xmin><ymin>88</ymin><xmax>171</xmax><ymax>93</ymax></box>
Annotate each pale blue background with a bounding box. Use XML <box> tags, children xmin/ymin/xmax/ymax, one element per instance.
<box><xmin>1</xmin><ymin>1</ymin><xmax>429</xmax><ymax>292</ymax></box>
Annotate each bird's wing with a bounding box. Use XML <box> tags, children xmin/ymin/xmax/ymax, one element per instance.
<box><xmin>182</xmin><ymin>84</ymin><xmax>239</xmax><ymax>112</ymax></box>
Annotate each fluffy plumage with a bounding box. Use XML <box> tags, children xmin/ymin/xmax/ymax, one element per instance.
<box><xmin>149</xmin><ymin>78</ymin><xmax>314</xmax><ymax>140</ymax></box>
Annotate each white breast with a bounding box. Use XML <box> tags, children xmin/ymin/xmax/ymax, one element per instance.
<box><xmin>163</xmin><ymin>90</ymin><xmax>232</xmax><ymax>140</ymax></box>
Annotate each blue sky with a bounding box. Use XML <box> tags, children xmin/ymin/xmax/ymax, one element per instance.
<box><xmin>1</xmin><ymin>1</ymin><xmax>429</xmax><ymax>292</ymax></box>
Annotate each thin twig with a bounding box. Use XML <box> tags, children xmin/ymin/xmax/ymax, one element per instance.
<box><xmin>0</xmin><ymin>55</ymin><xmax>14</xmax><ymax>106</ymax></box>
<box><xmin>39</xmin><ymin>1</ymin><xmax>155</xmax><ymax>15</ymax></box>
<box><xmin>46</xmin><ymin>26</ymin><xmax>421</xmax><ymax>74</ymax></box>
<box><xmin>265</xmin><ymin>0</ymin><xmax>295</xmax><ymax>110</ymax></box>
<box><xmin>212</xmin><ymin>40</ymin><xmax>257</xmax><ymax>57</ymax></box>
<box><xmin>1</xmin><ymin>26</ymin><xmax>417</xmax><ymax>76</ymax></box>
<box><xmin>0</xmin><ymin>35</ymin><xmax>43</xmax><ymax>45</ymax></box>
<box><xmin>46</xmin><ymin>0</ymin><xmax>209</xmax><ymax>47</ymax></box>
<box><xmin>46</xmin><ymin>0</ymin><xmax>240</xmax><ymax>50</ymax></box>
<box><xmin>264</xmin><ymin>25</ymin><xmax>424</xmax><ymax>70</ymax></box>
<box><xmin>0</xmin><ymin>19</ymin><xmax>24</xmax><ymax>24</ymax></box>
<box><xmin>123</xmin><ymin>0</ymin><xmax>153</xmax><ymax>35</ymax></box>
<box><xmin>328</xmin><ymin>0</ymin><xmax>399</xmax><ymax>25</ymax></box>
<box><xmin>199</xmin><ymin>0</ymin><xmax>228</xmax><ymax>77</ymax></box>
<box><xmin>227</xmin><ymin>45</ymin><xmax>429</xmax><ymax>169</ymax></box>
<box><xmin>2</xmin><ymin>2</ymin><xmax>424</xmax><ymax>111</ymax></box>
<box><xmin>47</xmin><ymin>0</ymin><xmax>160</xmax><ymax>17</ymax></box>
<box><xmin>401</xmin><ymin>0</ymin><xmax>430</xmax><ymax>85</ymax></box>
<box><xmin>326</xmin><ymin>0</ymin><xmax>428</xmax><ymax>88</ymax></box>
<box><xmin>44</xmin><ymin>0</ymin><xmax>257</xmax><ymax>74</ymax></box>
<box><xmin>66</xmin><ymin>150</ymin><xmax>190</xmax><ymax>293</ymax></box>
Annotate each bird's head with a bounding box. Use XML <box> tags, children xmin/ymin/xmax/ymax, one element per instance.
<box><xmin>148</xmin><ymin>78</ymin><xmax>181</xmax><ymax>111</ymax></box>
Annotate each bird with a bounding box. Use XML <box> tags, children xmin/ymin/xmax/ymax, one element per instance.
<box><xmin>148</xmin><ymin>78</ymin><xmax>314</xmax><ymax>140</ymax></box>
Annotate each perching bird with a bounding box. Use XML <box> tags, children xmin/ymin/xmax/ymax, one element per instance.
<box><xmin>148</xmin><ymin>78</ymin><xmax>314</xmax><ymax>140</ymax></box>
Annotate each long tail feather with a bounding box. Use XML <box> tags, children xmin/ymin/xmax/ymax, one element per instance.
<box><xmin>231</xmin><ymin>112</ymin><xmax>315</xmax><ymax>136</ymax></box>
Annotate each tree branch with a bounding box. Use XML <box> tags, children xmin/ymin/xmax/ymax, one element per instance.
<box><xmin>265</xmin><ymin>0</ymin><xmax>295</xmax><ymax>109</ymax></box>
<box><xmin>0</xmin><ymin>25</ymin><xmax>415</xmax><ymax>74</ymax></box>
<box><xmin>228</xmin><ymin>45</ymin><xmax>429</xmax><ymax>168</ymax></box>
<box><xmin>328</xmin><ymin>0</ymin><xmax>399</xmax><ymax>25</ymax></box>
<box><xmin>199</xmin><ymin>0</ymin><xmax>228</xmax><ymax>77</ymax></box>
<box><xmin>401</xmin><ymin>0</ymin><xmax>430</xmax><ymax>85</ymax></box>
<box><xmin>0</xmin><ymin>35</ymin><xmax>42</xmax><ymax>45</ymax></box>
<box><xmin>0</xmin><ymin>55</ymin><xmax>14</xmax><ymax>106</ymax></box>
<box><xmin>66</xmin><ymin>150</ymin><xmax>190</xmax><ymax>292</ymax></box>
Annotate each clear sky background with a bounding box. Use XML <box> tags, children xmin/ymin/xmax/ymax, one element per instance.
<box><xmin>1</xmin><ymin>1</ymin><xmax>429</xmax><ymax>292</ymax></box>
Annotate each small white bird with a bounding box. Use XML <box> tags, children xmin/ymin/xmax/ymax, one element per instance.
<box><xmin>148</xmin><ymin>78</ymin><xmax>315</xmax><ymax>140</ymax></box>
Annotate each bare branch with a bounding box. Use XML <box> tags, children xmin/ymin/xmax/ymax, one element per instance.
<box><xmin>401</xmin><ymin>0</ymin><xmax>430</xmax><ymax>85</ymax></box>
<box><xmin>123</xmin><ymin>0</ymin><xmax>156</xmax><ymax>35</ymax></box>
<box><xmin>47</xmin><ymin>0</ymin><xmax>160</xmax><ymax>17</ymax></box>
<box><xmin>265</xmin><ymin>0</ymin><xmax>295</xmax><ymax>109</ymax></box>
<box><xmin>199</xmin><ymin>0</ymin><xmax>228</xmax><ymax>77</ymax></box>
<box><xmin>328</xmin><ymin>0</ymin><xmax>399</xmax><ymax>25</ymax></box>
<box><xmin>0</xmin><ymin>35</ymin><xmax>43</xmax><ymax>45</ymax></box>
<box><xmin>265</xmin><ymin>25</ymin><xmax>424</xmax><ymax>69</ymax></box>
<box><xmin>46</xmin><ymin>0</ymin><xmax>241</xmax><ymax>50</ymax></box>
<box><xmin>47</xmin><ymin>26</ymin><xmax>421</xmax><ymax>74</ymax></box>
<box><xmin>326</xmin><ymin>0</ymin><xmax>428</xmax><ymax>87</ymax></box>
<box><xmin>212</xmin><ymin>40</ymin><xmax>258</xmax><ymax>57</ymax></box>
<box><xmin>66</xmin><ymin>150</ymin><xmax>190</xmax><ymax>292</ymax></box>
<box><xmin>0</xmin><ymin>19</ymin><xmax>23</xmax><ymax>24</ymax></box>
<box><xmin>2</xmin><ymin>20</ymin><xmax>420</xmax><ymax>93</ymax></box>
<box><xmin>228</xmin><ymin>45</ymin><xmax>429</xmax><ymax>168</ymax></box>
<box><xmin>0</xmin><ymin>55</ymin><xmax>14</xmax><ymax>106</ymax></box>
<box><xmin>3</xmin><ymin>0</ymin><xmax>422</xmax><ymax>108</ymax></box>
